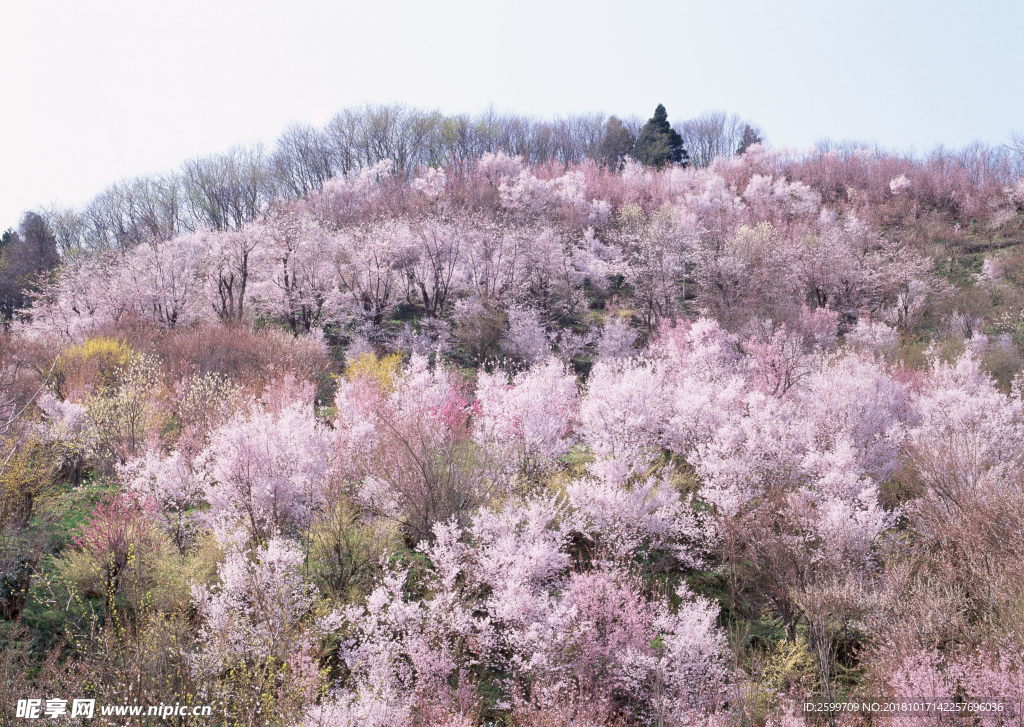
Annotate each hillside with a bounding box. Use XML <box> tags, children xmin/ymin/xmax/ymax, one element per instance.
<box><xmin>3</xmin><ymin>143</ymin><xmax>1024</xmax><ymax>726</ymax></box>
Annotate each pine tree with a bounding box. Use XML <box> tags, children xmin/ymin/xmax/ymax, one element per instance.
<box><xmin>633</xmin><ymin>104</ymin><xmax>688</xmax><ymax>168</ymax></box>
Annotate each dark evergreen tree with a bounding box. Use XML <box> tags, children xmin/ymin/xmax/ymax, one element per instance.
<box><xmin>633</xmin><ymin>104</ymin><xmax>688</xmax><ymax>168</ymax></box>
<box><xmin>0</xmin><ymin>213</ymin><xmax>59</xmax><ymax>321</ymax></box>
<box><xmin>598</xmin><ymin>116</ymin><xmax>636</xmax><ymax>170</ymax></box>
<box><xmin>736</xmin><ymin>124</ymin><xmax>764</xmax><ymax>155</ymax></box>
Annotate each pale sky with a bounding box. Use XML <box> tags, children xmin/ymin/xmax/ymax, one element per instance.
<box><xmin>2</xmin><ymin>0</ymin><xmax>1022</xmax><ymax>230</ymax></box>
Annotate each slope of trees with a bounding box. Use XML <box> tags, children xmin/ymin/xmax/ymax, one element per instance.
<box><xmin>2</xmin><ymin>140</ymin><xmax>1024</xmax><ymax>726</ymax></box>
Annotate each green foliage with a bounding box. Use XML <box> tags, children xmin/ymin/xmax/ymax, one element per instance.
<box><xmin>633</xmin><ymin>104</ymin><xmax>688</xmax><ymax>168</ymax></box>
<box><xmin>82</xmin><ymin>353</ymin><xmax>166</xmax><ymax>467</ymax></box>
<box><xmin>307</xmin><ymin>497</ymin><xmax>399</xmax><ymax>602</ymax></box>
<box><xmin>741</xmin><ymin>636</ymin><xmax>818</xmax><ymax>722</ymax></box>
<box><xmin>598</xmin><ymin>115</ymin><xmax>635</xmax><ymax>170</ymax></box>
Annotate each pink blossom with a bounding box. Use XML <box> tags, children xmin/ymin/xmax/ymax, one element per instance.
<box><xmin>500</xmin><ymin>305</ymin><xmax>550</xmax><ymax>364</ymax></box>
<box><xmin>193</xmin><ymin>535</ymin><xmax>331</xmax><ymax>704</ymax></box>
<box><xmin>889</xmin><ymin>174</ymin><xmax>912</xmax><ymax>195</ymax></box>
<box><xmin>411</xmin><ymin>167</ymin><xmax>447</xmax><ymax>201</ymax></box>
<box><xmin>200</xmin><ymin>400</ymin><xmax>332</xmax><ymax>542</ymax></box>
<box><xmin>579</xmin><ymin>357</ymin><xmax>668</xmax><ymax>472</ymax></box>
<box><xmin>473</xmin><ymin>358</ymin><xmax>577</xmax><ymax>477</ymax></box>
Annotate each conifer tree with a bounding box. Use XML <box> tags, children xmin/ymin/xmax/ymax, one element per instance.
<box><xmin>633</xmin><ymin>104</ymin><xmax>688</xmax><ymax>168</ymax></box>
<box><xmin>598</xmin><ymin>116</ymin><xmax>635</xmax><ymax>170</ymax></box>
<box><xmin>736</xmin><ymin>124</ymin><xmax>763</xmax><ymax>155</ymax></box>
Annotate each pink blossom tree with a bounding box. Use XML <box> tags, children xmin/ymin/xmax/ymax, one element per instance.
<box><xmin>312</xmin><ymin>500</ymin><xmax>729</xmax><ymax>726</ymax></box>
<box><xmin>120</xmin><ymin>448</ymin><xmax>203</xmax><ymax>549</ymax></box>
<box><xmin>473</xmin><ymin>358</ymin><xmax>577</xmax><ymax>479</ymax></box>
<box><xmin>499</xmin><ymin>305</ymin><xmax>551</xmax><ymax>364</ymax></box>
<box><xmin>206</xmin><ymin>227</ymin><xmax>261</xmax><ymax>322</ymax></box>
<box><xmin>199</xmin><ymin>400</ymin><xmax>332</xmax><ymax>543</ymax></box>
<box><xmin>250</xmin><ymin>207</ymin><xmax>340</xmax><ymax>332</ymax></box>
<box><xmin>192</xmin><ymin>536</ymin><xmax>332</xmax><ymax>703</ymax></box>
<box><xmin>579</xmin><ymin>357</ymin><xmax>668</xmax><ymax>473</ymax></box>
<box><xmin>333</xmin><ymin>355</ymin><xmax>487</xmax><ymax>543</ymax></box>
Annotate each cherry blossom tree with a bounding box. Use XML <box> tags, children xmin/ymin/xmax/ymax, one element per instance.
<box><xmin>206</xmin><ymin>227</ymin><xmax>261</xmax><ymax>322</ymax></box>
<box><xmin>499</xmin><ymin>305</ymin><xmax>550</xmax><ymax>364</ymax></box>
<box><xmin>334</xmin><ymin>355</ymin><xmax>487</xmax><ymax>543</ymax></box>
<box><xmin>119</xmin><ymin>234</ymin><xmax>209</xmax><ymax>328</ymax></box>
<box><xmin>595</xmin><ymin>314</ymin><xmax>637</xmax><ymax>360</ymax></box>
<box><xmin>250</xmin><ymin>208</ymin><xmax>340</xmax><ymax>332</ymax></box>
<box><xmin>311</xmin><ymin>500</ymin><xmax>729</xmax><ymax>726</ymax></box>
<box><xmin>579</xmin><ymin>356</ymin><xmax>667</xmax><ymax>473</ymax></box>
<box><xmin>199</xmin><ymin>400</ymin><xmax>332</xmax><ymax>542</ymax></box>
<box><xmin>121</xmin><ymin>448</ymin><xmax>203</xmax><ymax>548</ymax></box>
<box><xmin>192</xmin><ymin>536</ymin><xmax>334</xmax><ymax>705</ymax></box>
<box><xmin>473</xmin><ymin>357</ymin><xmax>577</xmax><ymax>478</ymax></box>
<box><xmin>332</xmin><ymin>220</ymin><xmax>415</xmax><ymax>325</ymax></box>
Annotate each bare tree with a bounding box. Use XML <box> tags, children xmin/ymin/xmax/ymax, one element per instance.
<box><xmin>1008</xmin><ymin>132</ymin><xmax>1024</xmax><ymax>178</ymax></box>
<box><xmin>40</xmin><ymin>206</ymin><xmax>89</xmax><ymax>258</ymax></box>
<box><xmin>182</xmin><ymin>145</ymin><xmax>273</xmax><ymax>231</ymax></box>
<box><xmin>272</xmin><ymin>123</ymin><xmax>335</xmax><ymax>197</ymax></box>
<box><xmin>677</xmin><ymin>112</ymin><xmax>758</xmax><ymax>167</ymax></box>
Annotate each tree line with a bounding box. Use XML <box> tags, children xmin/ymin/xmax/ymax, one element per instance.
<box><xmin>8</xmin><ymin>104</ymin><xmax>760</xmax><ymax>257</ymax></box>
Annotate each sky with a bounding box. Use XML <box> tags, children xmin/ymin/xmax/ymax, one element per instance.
<box><xmin>2</xmin><ymin>0</ymin><xmax>1022</xmax><ymax>229</ymax></box>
